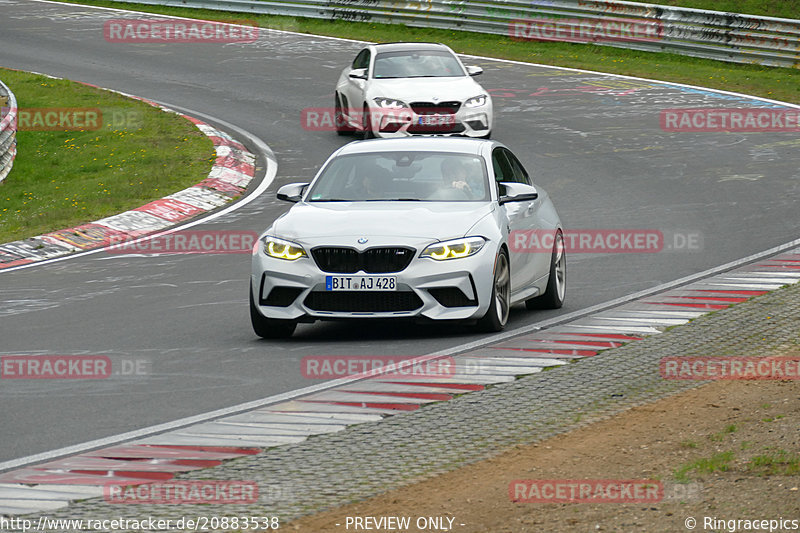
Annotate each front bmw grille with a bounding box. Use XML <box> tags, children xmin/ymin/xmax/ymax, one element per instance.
<box><xmin>311</xmin><ymin>247</ymin><xmax>415</xmax><ymax>274</ymax></box>
<box><xmin>410</xmin><ymin>101</ymin><xmax>461</xmax><ymax>115</ymax></box>
<box><xmin>304</xmin><ymin>291</ymin><xmax>423</xmax><ymax>312</ymax></box>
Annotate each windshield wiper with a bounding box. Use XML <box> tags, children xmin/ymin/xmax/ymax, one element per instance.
<box><xmin>311</xmin><ymin>198</ymin><xmax>350</xmax><ymax>202</ymax></box>
<box><xmin>365</xmin><ymin>198</ymin><xmax>422</xmax><ymax>202</ymax></box>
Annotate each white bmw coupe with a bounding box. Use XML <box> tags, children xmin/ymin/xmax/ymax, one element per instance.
<box><xmin>250</xmin><ymin>138</ymin><xmax>565</xmax><ymax>338</ymax></box>
<box><xmin>334</xmin><ymin>42</ymin><xmax>493</xmax><ymax>138</ymax></box>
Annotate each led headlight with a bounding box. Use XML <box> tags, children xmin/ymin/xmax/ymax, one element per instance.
<box><xmin>464</xmin><ymin>95</ymin><xmax>488</xmax><ymax>108</ymax></box>
<box><xmin>421</xmin><ymin>237</ymin><xmax>486</xmax><ymax>261</ymax></box>
<box><xmin>263</xmin><ymin>236</ymin><xmax>307</xmax><ymax>261</ymax></box>
<box><xmin>373</xmin><ymin>97</ymin><xmax>408</xmax><ymax>109</ymax></box>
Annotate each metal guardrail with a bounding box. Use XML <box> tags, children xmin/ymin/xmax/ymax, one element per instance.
<box><xmin>106</xmin><ymin>0</ymin><xmax>800</xmax><ymax>69</ymax></box>
<box><xmin>0</xmin><ymin>79</ymin><xmax>17</xmax><ymax>185</ymax></box>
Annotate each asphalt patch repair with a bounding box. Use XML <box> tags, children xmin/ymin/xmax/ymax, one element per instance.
<box><xmin>287</xmin><ymin>354</ymin><xmax>800</xmax><ymax>533</ymax></box>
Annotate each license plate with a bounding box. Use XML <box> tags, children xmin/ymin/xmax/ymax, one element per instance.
<box><xmin>418</xmin><ymin>114</ymin><xmax>455</xmax><ymax>126</ymax></box>
<box><xmin>325</xmin><ymin>276</ymin><xmax>397</xmax><ymax>291</ymax></box>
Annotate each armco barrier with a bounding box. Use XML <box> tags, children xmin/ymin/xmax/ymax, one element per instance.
<box><xmin>0</xmin><ymin>79</ymin><xmax>17</xmax><ymax>185</ymax></box>
<box><xmin>104</xmin><ymin>0</ymin><xmax>800</xmax><ymax>69</ymax></box>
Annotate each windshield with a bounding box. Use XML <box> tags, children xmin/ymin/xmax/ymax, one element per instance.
<box><xmin>307</xmin><ymin>152</ymin><xmax>489</xmax><ymax>202</ymax></box>
<box><xmin>373</xmin><ymin>50</ymin><xmax>466</xmax><ymax>79</ymax></box>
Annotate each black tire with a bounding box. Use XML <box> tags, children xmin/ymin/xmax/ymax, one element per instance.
<box><xmin>526</xmin><ymin>230</ymin><xmax>566</xmax><ymax>310</ymax></box>
<box><xmin>361</xmin><ymin>104</ymin><xmax>374</xmax><ymax>139</ymax></box>
<box><xmin>250</xmin><ymin>289</ymin><xmax>297</xmax><ymax>339</ymax></box>
<box><xmin>477</xmin><ymin>250</ymin><xmax>511</xmax><ymax>332</ymax></box>
<box><xmin>334</xmin><ymin>94</ymin><xmax>353</xmax><ymax>136</ymax></box>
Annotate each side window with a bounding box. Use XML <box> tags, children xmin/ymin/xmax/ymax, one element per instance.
<box><xmin>491</xmin><ymin>148</ymin><xmax>513</xmax><ymax>184</ymax></box>
<box><xmin>505</xmin><ymin>150</ymin><xmax>531</xmax><ymax>185</ymax></box>
<box><xmin>352</xmin><ymin>49</ymin><xmax>370</xmax><ymax>70</ymax></box>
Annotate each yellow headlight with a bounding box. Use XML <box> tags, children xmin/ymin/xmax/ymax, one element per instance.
<box><xmin>422</xmin><ymin>237</ymin><xmax>485</xmax><ymax>261</ymax></box>
<box><xmin>430</xmin><ymin>243</ymin><xmax>471</xmax><ymax>260</ymax></box>
<box><xmin>264</xmin><ymin>237</ymin><xmax>306</xmax><ymax>260</ymax></box>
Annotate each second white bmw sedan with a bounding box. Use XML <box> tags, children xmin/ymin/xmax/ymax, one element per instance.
<box><xmin>250</xmin><ymin>138</ymin><xmax>564</xmax><ymax>338</ymax></box>
<box><xmin>334</xmin><ymin>42</ymin><xmax>493</xmax><ymax>138</ymax></box>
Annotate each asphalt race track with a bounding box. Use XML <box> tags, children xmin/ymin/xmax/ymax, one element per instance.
<box><xmin>1</xmin><ymin>0</ymin><xmax>799</xmax><ymax>463</ymax></box>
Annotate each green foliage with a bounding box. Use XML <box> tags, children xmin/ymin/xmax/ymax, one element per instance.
<box><xmin>0</xmin><ymin>68</ymin><xmax>213</xmax><ymax>243</ymax></box>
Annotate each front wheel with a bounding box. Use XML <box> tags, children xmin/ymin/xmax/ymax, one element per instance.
<box><xmin>477</xmin><ymin>250</ymin><xmax>510</xmax><ymax>332</ymax></box>
<box><xmin>526</xmin><ymin>230</ymin><xmax>566</xmax><ymax>310</ymax></box>
<box><xmin>250</xmin><ymin>290</ymin><xmax>297</xmax><ymax>338</ymax></box>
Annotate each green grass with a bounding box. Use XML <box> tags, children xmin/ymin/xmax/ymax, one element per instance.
<box><xmin>625</xmin><ymin>0</ymin><xmax>800</xmax><ymax>19</ymax></box>
<box><xmin>709</xmin><ymin>424</ymin><xmax>738</xmax><ymax>441</ymax></box>
<box><xmin>674</xmin><ymin>450</ymin><xmax>734</xmax><ymax>482</ymax></box>
<box><xmin>748</xmin><ymin>449</ymin><xmax>800</xmax><ymax>476</ymax></box>
<box><xmin>0</xmin><ymin>68</ymin><xmax>213</xmax><ymax>243</ymax></box>
<box><xmin>58</xmin><ymin>0</ymin><xmax>800</xmax><ymax>108</ymax></box>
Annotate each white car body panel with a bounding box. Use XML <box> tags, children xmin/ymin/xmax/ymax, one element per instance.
<box><xmin>335</xmin><ymin>43</ymin><xmax>493</xmax><ymax>138</ymax></box>
<box><xmin>251</xmin><ymin>138</ymin><xmax>562</xmax><ymax>328</ymax></box>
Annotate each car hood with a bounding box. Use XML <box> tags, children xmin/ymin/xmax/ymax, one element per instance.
<box><xmin>270</xmin><ymin>202</ymin><xmax>494</xmax><ymax>244</ymax></box>
<box><xmin>367</xmin><ymin>77</ymin><xmax>486</xmax><ymax>103</ymax></box>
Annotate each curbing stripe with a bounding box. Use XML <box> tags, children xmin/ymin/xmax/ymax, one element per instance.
<box><xmin>0</xmin><ymin>79</ymin><xmax>257</xmax><ymax>270</ymax></box>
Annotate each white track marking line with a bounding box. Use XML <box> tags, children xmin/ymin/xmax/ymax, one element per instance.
<box><xmin>0</xmin><ymin>105</ymin><xmax>275</xmax><ymax>274</ymax></box>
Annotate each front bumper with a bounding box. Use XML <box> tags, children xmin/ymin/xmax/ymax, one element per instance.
<box><xmin>367</xmin><ymin>105</ymin><xmax>492</xmax><ymax>138</ymax></box>
<box><xmin>251</xmin><ymin>242</ymin><xmax>497</xmax><ymax>322</ymax></box>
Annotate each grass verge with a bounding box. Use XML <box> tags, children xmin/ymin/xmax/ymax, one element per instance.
<box><xmin>0</xmin><ymin>67</ymin><xmax>213</xmax><ymax>244</ymax></box>
<box><xmin>58</xmin><ymin>0</ymin><xmax>800</xmax><ymax>107</ymax></box>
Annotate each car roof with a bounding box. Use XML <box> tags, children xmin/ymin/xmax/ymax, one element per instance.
<box><xmin>335</xmin><ymin>137</ymin><xmax>494</xmax><ymax>157</ymax></box>
<box><xmin>370</xmin><ymin>42</ymin><xmax>451</xmax><ymax>53</ymax></box>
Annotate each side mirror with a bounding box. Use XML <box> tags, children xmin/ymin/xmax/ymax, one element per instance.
<box><xmin>465</xmin><ymin>65</ymin><xmax>483</xmax><ymax>77</ymax></box>
<box><xmin>498</xmin><ymin>182</ymin><xmax>538</xmax><ymax>205</ymax></box>
<box><xmin>277</xmin><ymin>182</ymin><xmax>309</xmax><ymax>203</ymax></box>
<box><xmin>348</xmin><ymin>68</ymin><xmax>368</xmax><ymax>80</ymax></box>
